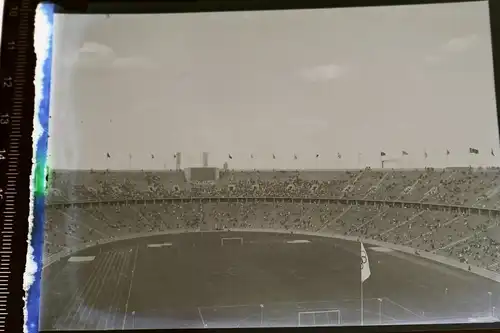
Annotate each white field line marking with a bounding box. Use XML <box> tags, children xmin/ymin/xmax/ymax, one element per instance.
<box><xmin>109</xmin><ymin>251</ymin><xmax>131</xmax><ymax>329</ymax></box>
<box><xmin>69</xmin><ymin>251</ymin><xmax>118</xmax><ymax>328</ymax></box>
<box><xmin>122</xmin><ymin>246</ymin><xmax>140</xmax><ymax>330</ymax></box>
<box><xmin>383</xmin><ymin>297</ymin><xmax>424</xmax><ymax>319</ymax></box>
<box><xmin>60</xmin><ymin>251</ymin><xmax>113</xmax><ymax>327</ymax></box>
<box><xmin>103</xmin><ymin>252</ymin><xmax>128</xmax><ymax>329</ymax></box>
<box><xmin>82</xmin><ymin>251</ymin><xmax>119</xmax><ymax>328</ymax></box>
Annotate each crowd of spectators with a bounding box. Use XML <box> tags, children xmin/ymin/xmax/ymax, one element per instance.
<box><xmin>43</xmin><ymin>167</ymin><xmax>500</xmax><ymax>272</ymax></box>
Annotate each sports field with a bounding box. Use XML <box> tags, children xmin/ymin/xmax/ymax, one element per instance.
<box><xmin>40</xmin><ymin>231</ymin><xmax>500</xmax><ymax>331</ymax></box>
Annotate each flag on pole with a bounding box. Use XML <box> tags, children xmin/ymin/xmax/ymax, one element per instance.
<box><xmin>316</xmin><ymin>154</ymin><xmax>320</xmax><ymax>158</ymax></box>
<box><xmin>361</xmin><ymin>242</ymin><xmax>371</xmax><ymax>283</ymax></box>
<box><xmin>273</xmin><ymin>154</ymin><xmax>276</xmax><ymax>159</ymax></box>
<box><xmin>151</xmin><ymin>154</ymin><xmax>155</xmax><ymax>159</ymax></box>
<box><xmin>380</xmin><ymin>152</ymin><xmax>386</xmax><ymax>157</ymax></box>
<box><xmin>106</xmin><ymin>153</ymin><xmax>111</xmax><ymax>158</ymax></box>
<box><xmin>229</xmin><ymin>154</ymin><xmax>233</xmax><ymax>159</ymax></box>
<box><xmin>424</xmin><ymin>151</ymin><xmax>428</xmax><ymax>159</ymax></box>
<box><xmin>491</xmin><ymin>149</ymin><xmax>495</xmax><ymax>157</ymax></box>
<box><xmin>337</xmin><ymin>153</ymin><xmax>342</xmax><ymax>159</ymax></box>
<box><xmin>446</xmin><ymin>149</ymin><xmax>450</xmax><ymax>156</ymax></box>
<box><xmin>469</xmin><ymin>148</ymin><xmax>479</xmax><ymax>154</ymax></box>
<box><xmin>251</xmin><ymin>154</ymin><xmax>254</xmax><ymax>159</ymax></box>
<box><xmin>294</xmin><ymin>154</ymin><xmax>298</xmax><ymax>160</ymax></box>
<box><xmin>402</xmin><ymin>150</ymin><xmax>409</xmax><ymax>156</ymax></box>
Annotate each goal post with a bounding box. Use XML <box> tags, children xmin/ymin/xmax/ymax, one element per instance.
<box><xmin>221</xmin><ymin>237</ymin><xmax>244</xmax><ymax>246</ymax></box>
<box><xmin>298</xmin><ymin>310</ymin><xmax>342</xmax><ymax>327</ymax></box>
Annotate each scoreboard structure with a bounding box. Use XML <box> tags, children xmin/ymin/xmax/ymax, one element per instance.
<box><xmin>185</xmin><ymin>167</ymin><xmax>219</xmax><ymax>182</ymax></box>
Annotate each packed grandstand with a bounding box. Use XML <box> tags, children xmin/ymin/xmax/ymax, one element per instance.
<box><xmin>44</xmin><ymin>167</ymin><xmax>500</xmax><ymax>274</ymax></box>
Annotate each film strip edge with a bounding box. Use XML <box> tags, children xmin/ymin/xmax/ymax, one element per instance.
<box><xmin>1</xmin><ymin>0</ymin><xmax>36</xmax><ymax>331</ymax></box>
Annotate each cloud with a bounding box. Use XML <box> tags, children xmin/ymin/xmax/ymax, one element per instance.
<box><xmin>299</xmin><ymin>64</ymin><xmax>346</xmax><ymax>82</ymax></box>
<box><xmin>79</xmin><ymin>42</ymin><xmax>115</xmax><ymax>57</ymax></box>
<box><xmin>442</xmin><ymin>34</ymin><xmax>478</xmax><ymax>53</ymax></box>
<box><xmin>424</xmin><ymin>34</ymin><xmax>478</xmax><ymax>65</ymax></box>
<box><xmin>74</xmin><ymin>42</ymin><xmax>157</xmax><ymax>69</ymax></box>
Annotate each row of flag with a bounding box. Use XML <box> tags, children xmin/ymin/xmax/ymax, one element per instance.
<box><xmin>379</xmin><ymin>148</ymin><xmax>492</xmax><ymax>157</ymax></box>
<box><xmin>105</xmin><ymin>148</ymin><xmax>495</xmax><ymax>160</ymax></box>
<box><xmin>106</xmin><ymin>153</ymin><xmax>178</xmax><ymax>159</ymax></box>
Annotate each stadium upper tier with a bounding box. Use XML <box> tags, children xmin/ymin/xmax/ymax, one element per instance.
<box><xmin>46</xmin><ymin>168</ymin><xmax>500</xmax><ymax>209</ymax></box>
<box><xmin>43</xmin><ymin>168</ymin><xmax>500</xmax><ymax>273</ymax></box>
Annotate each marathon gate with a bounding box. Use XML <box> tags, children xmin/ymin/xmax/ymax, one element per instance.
<box><xmin>185</xmin><ymin>167</ymin><xmax>218</xmax><ymax>182</ymax></box>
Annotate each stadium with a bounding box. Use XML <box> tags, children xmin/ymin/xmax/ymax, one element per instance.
<box><xmin>40</xmin><ymin>166</ymin><xmax>500</xmax><ymax>331</ymax></box>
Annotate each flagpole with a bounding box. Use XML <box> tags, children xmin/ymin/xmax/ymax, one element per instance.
<box><xmin>361</xmin><ymin>277</ymin><xmax>364</xmax><ymax>325</ymax></box>
<box><xmin>360</xmin><ymin>241</ymin><xmax>364</xmax><ymax>326</ymax></box>
<box><xmin>360</xmin><ymin>242</ymin><xmax>370</xmax><ymax>326</ymax></box>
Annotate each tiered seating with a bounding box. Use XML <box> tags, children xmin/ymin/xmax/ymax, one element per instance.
<box><xmin>347</xmin><ymin>170</ymin><xmax>387</xmax><ymax>199</ymax></box>
<box><xmin>440</xmin><ymin>231</ymin><xmax>500</xmax><ymax>270</ymax></box>
<box><xmin>383</xmin><ymin>210</ymin><xmax>458</xmax><ymax>246</ymax></box>
<box><xmin>370</xmin><ymin>170</ymin><xmax>422</xmax><ymax>201</ymax></box>
<box><xmin>43</xmin><ymin>168</ymin><xmax>500</xmax><ymax>273</ymax></box>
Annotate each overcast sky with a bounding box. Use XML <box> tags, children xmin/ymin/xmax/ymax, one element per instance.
<box><xmin>47</xmin><ymin>1</ymin><xmax>499</xmax><ymax>170</ymax></box>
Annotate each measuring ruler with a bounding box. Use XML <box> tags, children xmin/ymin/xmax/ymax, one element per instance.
<box><xmin>0</xmin><ymin>0</ymin><xmax>36</xmax><ymax>331</ymax></box>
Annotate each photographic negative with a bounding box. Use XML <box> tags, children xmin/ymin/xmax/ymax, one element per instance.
<box><xmin>41</xmin><ymin>2</ymin><xmax>500</xmax><ymax>330</ymax></box>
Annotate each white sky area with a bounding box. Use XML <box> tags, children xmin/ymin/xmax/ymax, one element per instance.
<box><xmin>48</xmin><ymin>1</ymin><xmax>500</xmax><ymax>170</ymax></box>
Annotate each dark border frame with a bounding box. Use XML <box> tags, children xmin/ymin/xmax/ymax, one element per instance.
<box><xmin>44</xmin><ymin>322</ymin><xmax>500</xmax><ymax>333</ymax></box>
<box><xmin>2</xmin><ymin>0</ymin><xmax>500</xmax><ymax>333</ymax></box>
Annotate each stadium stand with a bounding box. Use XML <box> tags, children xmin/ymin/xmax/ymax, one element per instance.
<box><xmin>44</xmin><ymin>168</ymin><xmax>500</xmax><ymax>273</ymax></box>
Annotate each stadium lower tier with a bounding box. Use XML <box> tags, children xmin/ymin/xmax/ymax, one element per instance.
<box><xmin>44</xmin><ymin>201</ymin><xmax>500</xmax><ymax>273</ymax></box>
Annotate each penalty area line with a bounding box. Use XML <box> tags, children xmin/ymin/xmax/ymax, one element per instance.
<box><xmin>198</xmin><ymin>307</ymin><xmax>207</xmax><ymax>328</ymax></box>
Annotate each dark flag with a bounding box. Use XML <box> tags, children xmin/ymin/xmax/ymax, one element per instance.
<box><xmin>446</xmin><ymin>149</ymin><xmax>450</xmax><ymax>156</ymax></box>
<box><xmin>151</xmin><ymin>154</ymin><xmax>155</xmax><ymax>159</ymax></box>
<box><xmin>492</xmin><ymin>149</ymin><xmax>495</xmax><ymax>157</ymax></box>
<box><xmin>229</xmin><ymin>154</ymin><xmax>233</xmax><ymax>159</ymax></box>
<box><xmin>294</xmin><ymin>154</ymin><xmax>298</xmax><ymax>160</ymax></box>
<box><xmin>337</xmin><ymin>153</ymin><xmax>342</xmax><ymax>159</ymax></box>
<box><xmin>251</xmin><ymin>154</ymin><xmax>254</xmax><ymax>159</ymax></box>
<box><xmin>173</xmin><ymin>153</ymin><xmax>177</xmax><ymax>159</ymax></box>
<box><xmin>381</xmin><ymin>152</ymin><xmax>386</xmax><ymax>157</ymax></box>
<box><xmin>469</xmin><ymin>148</ymin><xmax>479</xmax><ymax>154</ymax></box>
<box><xmin>316</xmin><ymin>154</ymin><xmax>320</xmax><ymax>158</ymax></box>
<box><xmin>106</xmin><ymin>153</ymin><xmax>111</xmax><ymax>158</ymax></box>
<box><xmin>273</xmin><ymin>154</ymin><xmax>276</xmax><ymax>159</ymax></box>
<box><xmin>424</xmin><ymin>151</ymin><xmax>428</xmax><ymax>159</ymax></box>
<box><xmin>402</xmin><ymin>150</ymin><xmax>409</xmax><ymax>156</ymax></box>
